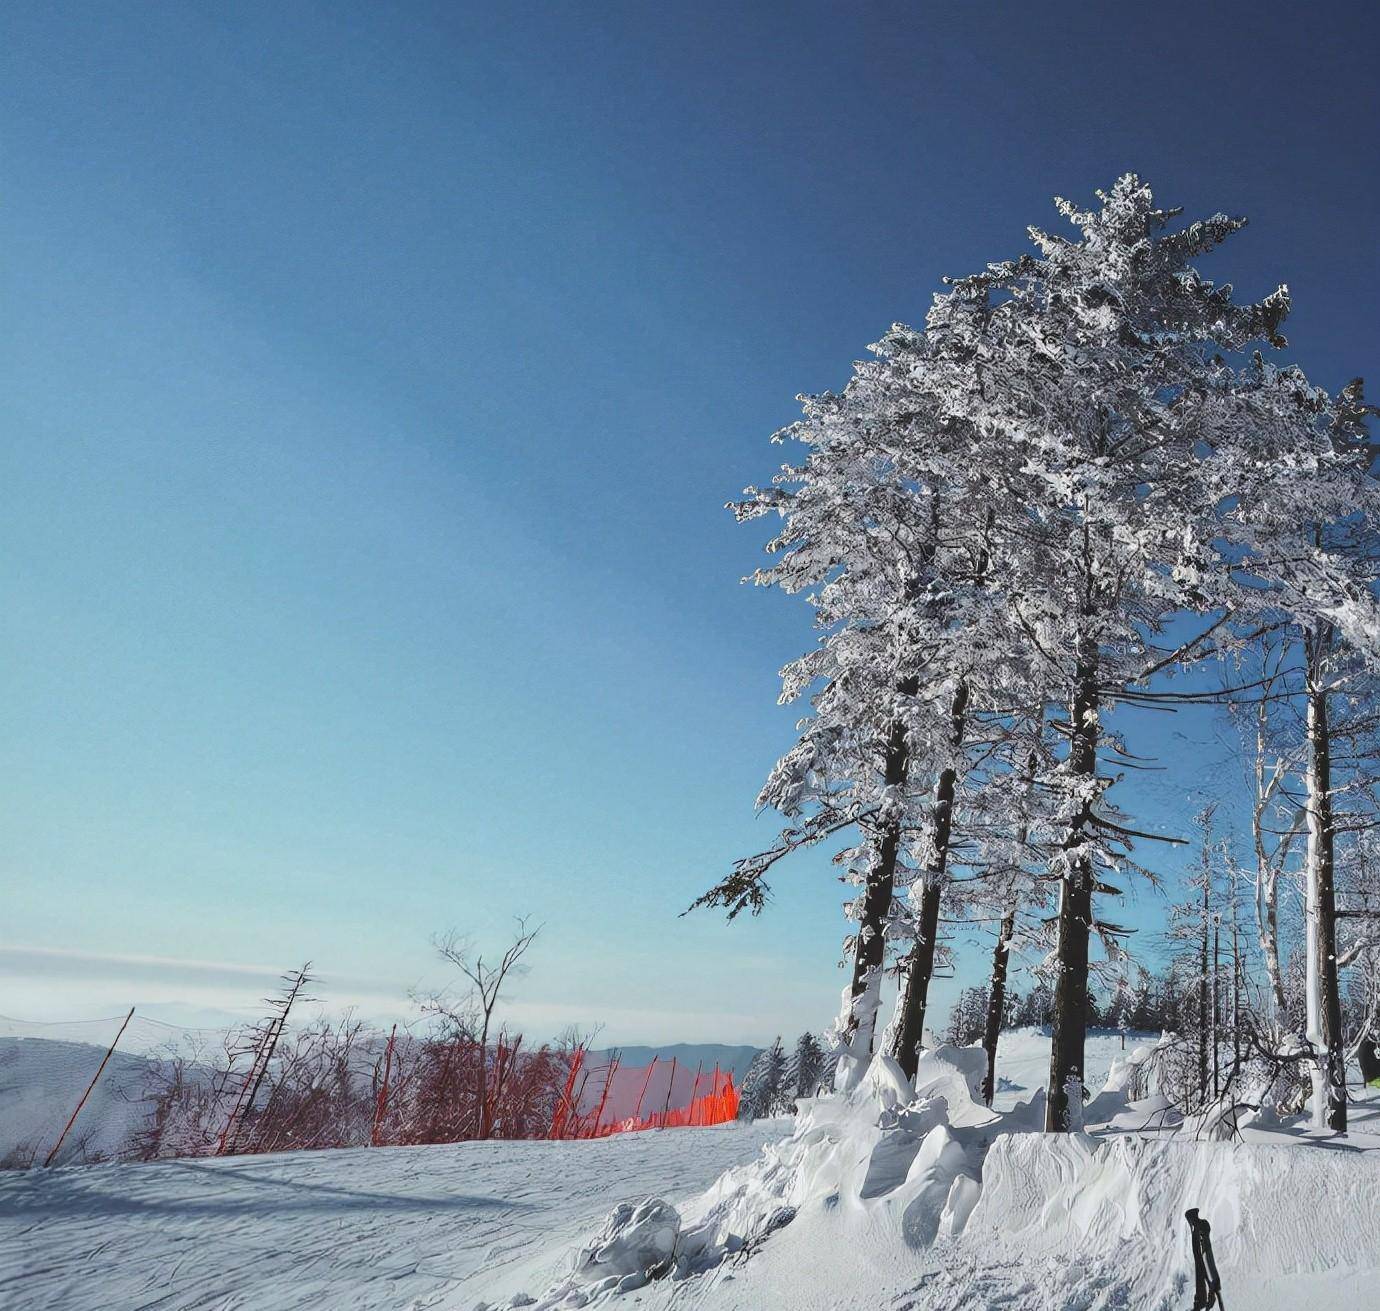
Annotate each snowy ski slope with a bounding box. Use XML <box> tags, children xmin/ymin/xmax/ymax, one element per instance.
<box><xmin>0</xmin><ymin>1118</ymin><xmax>791</xmax><ymax>1311</ymax></box>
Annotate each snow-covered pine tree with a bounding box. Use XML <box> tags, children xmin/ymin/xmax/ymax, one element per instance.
<box><xmin>1164</xmin><ymin>805</ymin><xmax>1227</xmax><ymax>1111</ymax></box>
<box><xmin>754</xmin><ymin>321</ymin><xmax>1047</xmax><ymax>1078</ymax></box>
<box><xmin>735</xmin><ymin>1048</ymin><xmax>770</xmax><ymax>1121</ymax></box>
<box><xmin>786</xmin><ymin>1032</ymin><xmax>828</xmax><ymax>1099</ymax></box>
<box><xmin>923</xmin><ymin>176</ymin><xmax>1301</xmax><ymax>1130</ymax></box>
<box><xmin>942</xmin><ymin>986</ymin><xmax>988</xmax><ymax>1046</ymax></box>
<box><xmin>693</xmin><ymin>325</ymin><xmax>1032</xmax><ymax>1067</ymax></box>
<box><xmin>1198</xmin><ymin>369</ymin><xmax>1380</xmax><ymax>1130</ymax></box>
<box><xmin>738</xmin><ymin>1037</ymin><xmax>790</xmax><ymax>1120</ymax></box>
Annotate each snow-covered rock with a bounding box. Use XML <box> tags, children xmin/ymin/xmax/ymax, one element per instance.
<box><xmin>570</xmin><ymin>1198</ymin><xmax>682</xmax><ymax>1288</ymax></box>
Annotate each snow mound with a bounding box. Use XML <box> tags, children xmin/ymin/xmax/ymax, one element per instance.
<box><xmin>972</xmin><ymin>1130</ymin><xmax>1380</xmax><ymax>1306</ymax></box>
<box><xmin>490</xmin><ymin>1043</ymin><xmax>1380</xmax><ymax>1310</ymax></box>
<box><xmin>569</xmin><ymin>1198</ymin><xmax>682</xmax><ymax>1294</ymax></box>
<box><xmin>489</xmin><ymin>1046</ymin><xmax>992</xmax><ymax>1308</ymax></box>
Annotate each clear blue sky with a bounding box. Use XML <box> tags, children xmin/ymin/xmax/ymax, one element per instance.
<box><xmin>2</xmin><ymin>2</ymin><xmax>1377</xmax><ymax>1042</ymax></box>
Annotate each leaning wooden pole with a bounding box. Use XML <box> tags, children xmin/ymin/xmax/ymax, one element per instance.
<box><xmin>686</xmin><ymin>1061</ymin><xmax>704</xmax><ymax>1126</ymax></box>
<box><xmin>371</xmin><ymin>1024</ymin><xmax>398</xmax><ymax>1147</ymax></box>
<box><xmin>632</xmin><ymin>1056</ymin><xmax>659</xmax><ymax>1122</ymax></box>
<box><xmin>45</xmin><ymin>1007</ymin><xmax>135</xmax><ymax>1167</ymax></box>
<box><xmin>661</xmin><ymin>1057</ymin><xmax>678</xmax><ymax>1127</ymax></box>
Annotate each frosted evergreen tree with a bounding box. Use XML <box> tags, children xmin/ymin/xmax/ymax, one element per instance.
<box><xmin>920</xmin><ymin>177</ymin><xmax>1307</xmax><ymax>1130</ymax></box>
<box><xmin>786</xmin><ymin>1032</ymin><xmax>828</xmax><ymax>1099</ymax></box>
<box><xmin>943</xmin><ymin>987</ymin><xmax>988</xmax><ymax>1046</ymax></box>
<box><xmin>702</xmin><ymin>172</ymin><xmax>1380</xmax><ymax>1136</ymax></box>
<box><xmin>692</xmin><ymin>332</ymin><xmax>1030</xmax><ymax>1066</ymax></box>
<box><xmin>737</xmin><ymin>1037</ymin><xmax>790</xmax><ymax>1120</ymax></box>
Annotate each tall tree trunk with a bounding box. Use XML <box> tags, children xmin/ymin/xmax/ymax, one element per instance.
<box><xmin>981</xmin><ymin>908</ymin><xmax>1015</xmax><ymax>1105</ymax></box>
<box><xmin>891</xmin><ymin>683</ymin><xmax>969</xmax><ymax>1081</ymax></box>
<box><xmin>1045</xmin><ymin>651</ymin><xmax>1098</xmax><ymax>1133</ymax></box>
<box><xmin>1251</xmin><ymin>699</ymin><xmax>1290</xmax><ymax>1022</ymax></box>
<box><xmin>980</xmin><ymin>710</ymin><xmax>1044</xmax><ymax>1106</ymax></box>
<box><xmin>841</xmin><ymin>675</ymin><xmax>917</xmax><ymax>1056</ymax></box>
<box><xmin>1199</xmin><ymin>865</ymin><xmax>1210</xmax><ymax>1105</ymax></box>
<box><xmin>891</xmin><ymin>881</ymin><xmax>943</xmax><ymax>1080</ymax></box>
<box><xmin>1304</xmin><ymin>624</ymin><xmax>1347</xmax><ymax>1133</ymax></box>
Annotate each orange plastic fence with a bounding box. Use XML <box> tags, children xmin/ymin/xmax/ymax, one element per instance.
<box><xmin>549</xmin><ymin>1051</ymin><xmax>739</xmax><ymax>1139</ymax></box>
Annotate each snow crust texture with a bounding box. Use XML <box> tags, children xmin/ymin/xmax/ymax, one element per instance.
<box><xmin>0</xmin><ymin>1119</ymin><xmax>789</xmax><ymax>1311</ymax></box>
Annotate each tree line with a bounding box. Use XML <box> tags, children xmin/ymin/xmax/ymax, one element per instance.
<box><xmin>131</xmin><ymin>923</ymin><xmax>592</xmax><ymax>1160</ymax></box>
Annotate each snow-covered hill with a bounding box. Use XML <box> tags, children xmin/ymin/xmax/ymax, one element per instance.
<box><xmin>0</xmin><ymin>1118</ymin><xmax>791</xmax><ymax>1311</ymax></box>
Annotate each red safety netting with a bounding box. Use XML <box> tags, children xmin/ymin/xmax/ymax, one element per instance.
<box><xmin>549</xmin><ymin>1051</ymin><xmax>739</xmax><ymax>1139</ymax></box>
<box><xmin>1</xmin><ymin>1013</ymin><xmax>743</xmax><ymax>1165</ymax></box>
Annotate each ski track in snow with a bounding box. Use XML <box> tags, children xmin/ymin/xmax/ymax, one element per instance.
<box><xmin>0</xmin><ymin>1121</ymin><xmax>790</xmax><ymax>1311</ymax></box>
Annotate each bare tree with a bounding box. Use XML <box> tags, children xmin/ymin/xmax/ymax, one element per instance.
<box><xmin>420</xmin><ymin>919</ymin><xmax>541</xmax><ymax>1139</ymax></box>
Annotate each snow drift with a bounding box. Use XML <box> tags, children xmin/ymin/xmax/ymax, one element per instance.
<box><xmin>971</xmin><ymin>1130</ymin><xmax>1380</xmax><ymax>1306</ymax></box>
<box><xmin>489</xmin><ymin>1037</ymin><xmax>1380</xmax><ymax>1310</ymax></box>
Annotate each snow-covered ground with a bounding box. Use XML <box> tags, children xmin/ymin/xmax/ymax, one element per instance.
<box><xmin>4</xmin><ymin>1029</ymin><xmax>1378</xmax><ymax>1311</ymax></box>
<box><xmin>480</xmin><ymin>1030</ymin><xmax>1380</xmax><ymax>1311</ymax></box>
<box><xmin>0</xmin><ymin>1118</ymin><xmax>790</xmax><ymax>1311</ymax></box>
<box><xmin>985</xmin><ymin>1026</ymin><xmax>1146</xmax><ymax>1111</ymax></box>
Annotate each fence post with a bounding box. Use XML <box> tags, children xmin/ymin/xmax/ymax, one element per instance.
<box><xmin>371</xmin><ymin>1025</ymin><xmax>397</xmax><ymax>1147</ymax></box>
<box><xmin>45</xmin><ymin>1007</ymin><xmax>135</xmax><ymax>1168</ymax></box>
<box><xmin>632</xmin><ymin>1056</ymin><xmax>658</xmax><ymax>1122</ymax></box>
<box><xmin>687</xmin><ymin>1061</ymin><xmax>704</xmax><ymax>1127</ymax></box>
<box><xmin>661</xmin><ymin>1057</ymin><xmax>678</xmax><ymax>1128</ymax></box>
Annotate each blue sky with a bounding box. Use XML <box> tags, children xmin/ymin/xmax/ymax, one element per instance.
<box><xmin>2</xmin><ymin>2</ymin><xmax>1377</xmax><ymax>1042</ymax></box>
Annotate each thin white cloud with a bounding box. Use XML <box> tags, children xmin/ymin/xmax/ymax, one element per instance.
<box><xmin>0</xmin><ymin>945</ymin><xmax>793</xmax><ymax>1046</ymax></box>
<box><xmin>0</xmin><ymin>944</ymin><xmax>288</xmax><ymax>980</ymax></box>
